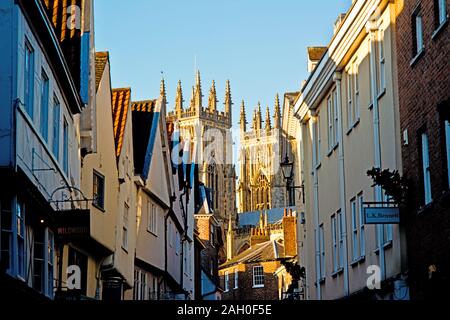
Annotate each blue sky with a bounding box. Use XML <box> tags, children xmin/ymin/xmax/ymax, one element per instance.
<box><xmin>94</xmin><ymin>0</ymin><xmax>353</xmax><ymax>128</ymax></box>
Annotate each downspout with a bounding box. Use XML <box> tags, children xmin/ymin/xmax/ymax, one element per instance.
<box><xmin>367</xmin><ymin>21</ymin><xmax>386</xmax><ymax>282</ymax></box>
<box><xmin>179</xmin><ymin>186</ymin><xmax>188</xmax><ymax>295</ymax></box>
<box><xmin>334</xmin><ymin>72</ymin><xmax>350</xmax><ymax>297</ymax></box>
<box><xmin>311</xmin><ymin>117</ymin><xmax>321</xmax><ymax>300</ymax></box>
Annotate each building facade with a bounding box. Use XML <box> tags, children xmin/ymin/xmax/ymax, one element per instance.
<box><xmin>219</xmin><ymin>209</ymin><xmax>297</xmax><ymax>300</ymax></box>
<box><xmin>0</xmin><ymin>0</ymin><xmax>93</xmax><ymax>300</ymax></box>
<box><xmin>237</xmin><ymin>96</ymin><xmax>287</xmax><ymax>213</ymax></box>
<box><xmin>395</xmin><ymin>0</ymin><xmax>450</xmax><ymax>299</ymax></box>
<box><xmin>293</xmin><ymin>0</ymin><xmax>408</xmax><ymax>300</ymax></box>
<box><xmin>167</xmin><ymin>72</ymin><xmax>236</xmax><ymax>263</ymax></box>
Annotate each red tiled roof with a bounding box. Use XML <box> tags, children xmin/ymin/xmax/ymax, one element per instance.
<box><xmin>95</xmin><ymin>52</ymin><xmax>109</xmax><ymax>92</ymax></box>
<box><xmin>112</xmin><ymin>88</ymin><xmax>131</xmax><ymax>158</ymax></box>
<box><xmin>41</xmin><ymin>0</ymin><xmax>83</xmax><ymax>89</ymax></box>
<box><xmin>307</xmin><ymin>47</ymin><xmax>327</xmax><ymax>61</ymax></box>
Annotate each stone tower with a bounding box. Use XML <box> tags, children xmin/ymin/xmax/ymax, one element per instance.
<box><xmin>237</xmin><ymin>94</ymin><xmax>285</xmax><ymax>213</ymax></box>
<box><xmin>167</xmin><ymin>71</ymin><xmax>237</xmax><ymax>226</ymax></box>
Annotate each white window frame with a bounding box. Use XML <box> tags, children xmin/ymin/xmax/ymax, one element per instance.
<box><xmin>252</xmin><ymin>266</ymin><xmax>265</xmax><ymax>288</ymax></box>
<box><xmin>337</xmin><ymin>210</ymin><xmax>344</xmax><ymax>269</ymax></box>
<box><xmin>378</xmin><ymin>30</ymin><xmax>386</xmax><ymax>93</ymax></box>
<box><xmin>319</xmin><ymin>224</ymin><xmax>326</xmax><ymax>279</ymax></box>
<box><xmin>234</xmin><ymin>268</ymin><xmax>238</xmax><ymax>289</ymax></box>
<box><xmin>421</xmin><ymin>133</ymin><xmax>433</xmax><ymax>205</ymax></box>
<box><xmin>333</xmin><ymin>89</ymin><xmax>340</xmax><ymax>144</ymax></box>
<box><xmin>358</xmin><ymin>193</ymin><xmax>365</xmax><ymax>257</ymax></box>
<box><xmin>351</xmin><ymin>198</ymin><xmax>359</xmax><ymax>262</ymax></box>
<box><xmin>314</xmin><ymin>115</ymin><xmax>322</xmax><ymax>167</ymax></box>
<box><xmin>331</xmin><ymin>215</ymin><xmax>339</xmax><ymax>272</ymax></box>
<box><xmin>224</xmin><ymin>271</ymin><xmax>229</xmax><ymax>292</ymax></box>
<box><xmin>327</xmin><ymin>95</ymin><xmax>335</xmax><ymax>152</ymax></box>
<box><xmin>347</xmin><ymin>72</ymin><xmax>353</xmax><ymax>130</ymax></box>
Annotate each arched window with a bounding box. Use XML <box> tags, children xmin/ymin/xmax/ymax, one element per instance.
<box><xmin>254</xmin><ymin>174</ymin><xmax>270</xmax><ymax>210</ymax></box>
<box><xmin>207</xmin><ymin>163</ymin><xmax>218</xmax><ymax>211</ymax></box>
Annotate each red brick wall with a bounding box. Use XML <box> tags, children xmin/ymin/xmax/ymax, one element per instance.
<box><xmin>220</xmin><ymin>261</ymin><xmax>281</xmax><ymax>300</ymax></box>
<box><xmin>396</xmin><ymin>0</ymin><xmax>450</xmax><ymax>299</ymax></box>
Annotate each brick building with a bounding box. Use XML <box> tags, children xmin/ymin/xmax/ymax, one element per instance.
<box><xmin>396</xmin><ymin>0</ymin><xmax>450</xmax><ymax>299</ymax></box>
<box><xmin>219</xmin><ymin>209</ymin><xmax>297</xmax><ymax>300</ymax></box>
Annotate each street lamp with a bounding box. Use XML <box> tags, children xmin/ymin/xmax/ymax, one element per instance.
<box><xmin>280</xmin><ymin>154</ymin><xmax>305</xmax><ymax>205</ymax></box>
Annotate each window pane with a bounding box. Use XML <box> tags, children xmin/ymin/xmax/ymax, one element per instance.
<box><xmin>421</xmin><ymin>133</ymin><xmax>432</xmax><ymax>204</ymax></box>
<box><xmin>439</xmin><ymin>0</ymin><xmax>447</xmax><ymax>24</ymax></box>
<box><xmin>52</xmin><ymin>98</ymin><xmax>60</xmax><ymax>160</ymax></box>
<box><xmin>24</xmin><ymin>41</ymin><xmax>35</xmax><ymax>118</ymax></box>
<box><xmin>63</xmin><ymin>120</ymin><xmax>69</xmax><ymax>176</ymax></box>
<box><xmin>416</xmin><ymin>15</ymin><xmax>423</xmax><ymax>52</ymax></box>
<box><xmin>93</xmin><ymin>172</ymin><xmax>105</xmax><ymax>209</ymax></box>
<box><xmin>40</xmin><ymin>71</ymin><xmax>49</xmax><ymax>142</ymax></box>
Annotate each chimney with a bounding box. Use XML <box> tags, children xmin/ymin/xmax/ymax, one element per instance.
<box><xmin>250</xmin><ymin>226</ymin><xmax>270</xmax><ymax>247</ymax></box>
<box><xmin>283</xmin><ymin>209</ymin><xmax>297</xmax><ymax>257</ymax></box>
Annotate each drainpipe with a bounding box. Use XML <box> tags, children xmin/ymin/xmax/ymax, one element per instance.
<box><xmin>310</xmin><ymin>117</ymin><xmax>321</xmax><ymax>300</ymax></box>
<box><xmin>334</xmin><ymin>72</ymin><xmax>350</xmax><ymax>297</ymax></box>
<box><xmin>367</xmin><ymin>21</ymin><xmax>386</xmax><ymax>282</ymax></box>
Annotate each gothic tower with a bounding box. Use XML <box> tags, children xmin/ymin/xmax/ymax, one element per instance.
<box><xmin>237</xmin><ymin>94</ymin><xmax>285</xmax><ymax>213</ymax></box>
<box><xmin>167</xmin><ymin>71</ymin><xmax>236</xmax><ymax>227</ymax></box>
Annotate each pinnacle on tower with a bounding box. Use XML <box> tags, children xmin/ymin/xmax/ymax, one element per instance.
<box><xmin>194</xmin><ymin>70</ymin><xmax>202</xmax><ymax>109</ymax></box>
<box><xmin>175</xmin><ymin>80</ymin><xmax>184</xmax><ymax>116</ymax></box>
<box><xmin>256</xmin><ymin>102</ymin><xmax>262</xmax><ymax>130</ymax></box>
<box><xmin>274</xmin><ymin>93</ymin><xmax>281</xmax><ymax>129</ymax></box>
<box><xmin>208</xmin><ymin>80</ymin><xmax>218</xmax><ymax>113</ymax></box>
<box><xmin>160</xmin><ymin>78</ymin><xmax>166</xmax><ymax>102</ymax></box>
<box><xmin>225</xmin><ymin>80</ymin><xmax>232</xmax><ymax>117</ymax></box>
<box><xmin>265</xmin><ymin>105</ymin><xmax>272</xmax><ymax>131</ymax></box>
<box><xmin>239</xmin><ymin>100</ymin><xmax>247</xmax><ymax>132</ymax></box>
<box><xmin>189</xmin><ymin>86</ymin><xmax>195</xmax><ymax>110</ymax></box>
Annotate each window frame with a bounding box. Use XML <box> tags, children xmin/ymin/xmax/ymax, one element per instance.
<box><xmin>351</xmin><ymin>198</ymin><xmax>359</xmax><ymax>262</ymax></box>
<box><xmin>378</xmin><ymin>30</ymin><xmax>386</xmax><ymax>93</ymax></box>
<box><xmin>92</xmin><ymin>170</ymin><xmax>105</xmax><ymax>210</ymax></box>
<box><xmin>224</xmin><ymin>271</ymin><xmax>230</xmax><ymax>292</ymax></box>
<box><xmin>252</xmin><ymin>265</ymin><xmax>265</xmax><ymax>288</ymax></box>
<box><xmin>421</xmin><ymin>132</ymin><xmax>433</xmax><ymax>205</ymax></box>
<box><xmin>331</xmin><ymin>215</ymin><xmax>339</xmax><ymax>273</ymax></box>
<box><xmin>147</xmin><ymin>201</ymin><xmax>158</xmax><ymax>236</ymax></box>
<box><xmin>234</xmin><ymin>268</ymin><xmax>239</xmax><ymax>289</ymax></box>
<box><xmin>122</xmin><ymin>203</ymin><xmax>129</xmax><ymax>251</ymax></box>
<box><xmin>358</xmin><ymin>193</ymin><xmax>366</xmax><ymax>257</ymax></box>
<box><xmin>24</xmin><ymin>39</ymin><xmax>35</xmax><ymax>119</ymax></box>
<box><xmin>40</xmin><ymin>70</ymin><xmax>50</xmax><ymax>142</ymax></box>
<box><xmin>319</xmin><ymin>224</ymin><xmax>326</xmax><ymax>280</ymax></box>
<box><xmin>412</xmin><ymin>8</ymin><xmax>424</xmax><ymax>57</ymax></box>
<box><xmin>52</xmin><ymin>97</ymin><xmax>61</xmax><ymax>160</ymax></box>
<box><xmin>62</xmin><ymin>118</ymin><xmax>69</xmax><ymax>177</ymax></box>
